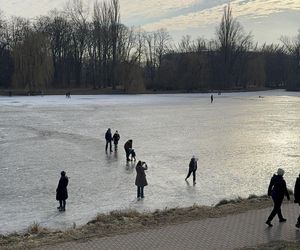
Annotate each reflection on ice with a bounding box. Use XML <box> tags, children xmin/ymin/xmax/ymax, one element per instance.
<box><xmin>0</xmin><ymin>90</ymin><xmax>300</xmax><ymax>234</ymax></box>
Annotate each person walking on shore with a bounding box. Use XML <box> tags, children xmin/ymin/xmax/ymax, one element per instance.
<box><xmin>56</xmin><ymin>171</ymin><xmax>69</xmax><ymax>211</ymax></box>
<box><xmin>210</xmin><ymin>94</ymin><xmax>214</xmax><ymax>103</ymax></box>
<box><xmin>135</xmin><ymin>161</ymin><xmax>148</xmax><ymax>199</ymax></box>
<box><xmin>266</xmin><ymin>168</ymin><xmax>290</xmax><ymax>227</ymax></box>
<box><xmin>113</xmin><ymin>130</ymin><xmax>120</xmax><ymax>151</ymax></box>
<box><xmin>124</xmin><ymin>139</ymin><xmax>133</xmax><ymax>161</ymax></box>
<box><xmin>105</xmin><ymin>128</ymin><xmax>113</xmax><ymax>152</ymax></box>
<box><xmin>294</xmin><ymin>174</ymin><xmax>300</xmax><ymax>228</ymax></box>
<box><xmin>185</xmin><ymin>156</ymin><xmax>198</xmax><ymax>185</ymax></box>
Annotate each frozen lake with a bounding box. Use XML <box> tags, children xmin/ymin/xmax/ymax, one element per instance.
<box><xmin>0</xmin><ymin>90</ymin><xmax>300</xmax><ymax>234</ymax></box>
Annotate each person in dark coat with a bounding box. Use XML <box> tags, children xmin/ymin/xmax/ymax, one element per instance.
<box><xmin>56</xmin><ymin>171</ymin><xmax>69</xmax><ymax>211</ymax></box>
<box><xmin>124</xmin><ymin>139</ymin><xmax>133</xmax><ymax>161</ymax></box>
<box><xmin>266</xmin><ymin>168</ymin><xmax>290</xmax><ymax>227</ymax></box>
<box><xmin>105</xmin><ymin>128</ymin><xmax>113</xmax><ymax>152</ymax></box>
<box><xmin>294</xmin><ymin>174</ymin><xmax>300</xmax><ymax>228</ymax></box>
<box><xmin>113</xmin><ymin>130</ymin><xmax>120</xmax><ymax>151</ymax></box>
<box><xmin>185</xmin><ymin>156</ymin><xmax>198</xmax><ymax>184</ymax></box>
<box><xmin>211</xmin><ymin>94</ymin><xmax>214</xmax><ymax>103</ymax></box>
<box><xmin>135</xmin><ymin>161</ymin><xmax>148</xmax><ymax>199</ymax></box>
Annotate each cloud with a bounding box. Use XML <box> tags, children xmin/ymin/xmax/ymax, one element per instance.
<box><xmin>141</xmin><ymin>0</ymin><xmax>300</xmax><ymax>31</ymax></box>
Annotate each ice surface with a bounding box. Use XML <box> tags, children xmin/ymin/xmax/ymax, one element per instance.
<box><xmin>0</xmin><ymin>90</ymin><xmax>300</xmax><ymax>234</ymax></box>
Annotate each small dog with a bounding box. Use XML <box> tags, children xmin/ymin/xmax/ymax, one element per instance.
<box><xmin>66</xmin><ymin>92</ymin><xmax>71</xmax><ymax>98</ymax></box>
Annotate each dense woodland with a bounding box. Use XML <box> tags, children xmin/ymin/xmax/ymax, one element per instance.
<box><xmin>0</xmin><ymin>0</ymin><xmax>300</xmax><ymax>93</ymax></box>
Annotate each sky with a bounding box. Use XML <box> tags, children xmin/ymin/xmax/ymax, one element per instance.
<box><xmin>0</xmin><ymin>0</ymin><xmax>300</xmax><ymax>45</ymax></box>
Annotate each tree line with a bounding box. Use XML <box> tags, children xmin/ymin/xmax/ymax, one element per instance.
<box><xmin>0</xmin><ymin>1</ymin><xmax>300</xmax><ymax>93</ymax></box>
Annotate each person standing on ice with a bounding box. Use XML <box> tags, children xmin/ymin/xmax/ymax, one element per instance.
<box><xmin>105</xmin><ymin>128</ymin><xmax>113</xmax><ymax>152</ymax></box>
<box><xmin>135</xmin><ymin>161</ymin><xmax>148</xmax><ymax>199</ymax></box>
<box><xmin>185</xmin><ymin>156</ymin><xmax>198</xmax><ymax>185</ymax></box>
<box><xmin>265</xmin><ymin>168</ymin><xmax>290</xmax><ymax>227</ymax></box>
<box><xmin>211</xmin><ymin>94</ymin><xmax>214</xmax><ymax>103</ymax></box>
<box><xmin>113</xmin><ymin>130</ymin><xmax>120</xmax><ymax>151</ymax></box>
<box><xmin>124</xmin><ymin>139</ymin><xmax>133</xmax><ymax>161</ymax></box>
<box><xmin>56</xmin><ymin>171</ymin><xmax>69</xmax><ymax>211</ymax></box>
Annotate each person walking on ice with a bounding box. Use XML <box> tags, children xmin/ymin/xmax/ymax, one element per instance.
<box><xmin>265</xmin><ymin>168</ymin><xmax>290</xmax><ymax>227</ymax></box>
<box><xmin>56</xmin><ymin>171</ymin><xmax>69</xmax><ymax>211</ymax></box>
<box><xmin>185</xmin><ymin>156</ymin><xmax>198</xmax><ymax>185</ymax></box>
<box><xmin>113</xmin><ymin>130</ymin><xmax>120</xmax><ymax>151</ymax></box>
<box><xmin>105</xmin><ymin>128</ymin><xmax>113</xmax><ymax>153</ymax></box>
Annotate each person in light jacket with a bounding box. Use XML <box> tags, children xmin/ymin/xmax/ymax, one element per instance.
<box><xmin>135</xmin><ymin>161</ymin><xmax>148</xmax><ymax>199</ymax></box>
<box><xmin>265</xmin><ymin>168</ymin><xmax>290</xmax><ymax>227</ymax></box>
<box><xmin>56</xmin><ymin>171</ymin><xmax>69</xmax><ymax>211</ymax></box>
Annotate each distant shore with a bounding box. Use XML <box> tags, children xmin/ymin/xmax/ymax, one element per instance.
<box><xmin>0</xmin><ymin>195</ymin><xmax>277</xmax><ymax>249</ymax></box>
<box><xmin>0</xmin><ymin>87</ymin><xmax>280</xmax><ymax>97</ymax></box>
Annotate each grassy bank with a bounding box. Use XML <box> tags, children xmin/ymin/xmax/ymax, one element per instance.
<box><xmin>0</xmin><ymin>195</ymin><xmax>275</xmax><ymax>249</ymax></box>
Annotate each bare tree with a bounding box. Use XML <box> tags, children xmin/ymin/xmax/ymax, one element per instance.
<box><xmin>215</xmin><ymin>4</ymin><xmax>252</xmax><ymax>88</ymax></box>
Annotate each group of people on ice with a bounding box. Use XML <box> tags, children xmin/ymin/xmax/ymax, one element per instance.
<box><xmin>56</xmin><ymin>129</ymin><xmax>300</xmax><ymax>230</ymax></box>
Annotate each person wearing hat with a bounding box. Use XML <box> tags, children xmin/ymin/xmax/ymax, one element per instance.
<box><xmin>266</xmin><ymin>168</ymin><xmax>290</xmax><ymax>227</ymax></box>
<box><xmin>105</xmin><ymin>128</ymin><xmax>113</xmax><ymax>152</ymax></box>
<box><xmin>56</xmin><ymin>171</ymin><xmax>69</xmax><ymax>211</ymax></box>
<box><xmin>185</xmin><ymin>156</ymin><xmax>198</xmax><ymax>184</ymax></box>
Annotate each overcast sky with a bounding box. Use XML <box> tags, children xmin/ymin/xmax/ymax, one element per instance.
<box><xmin>0</xmin><ymin>0</ymin><xmax>300</xmax><ymax>45</ymax></box>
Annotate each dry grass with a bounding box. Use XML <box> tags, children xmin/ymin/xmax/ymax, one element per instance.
<box><xmin>0</xmin><ymin>195</ymin><xmax>275</xmax><ymax>249</ymax></box>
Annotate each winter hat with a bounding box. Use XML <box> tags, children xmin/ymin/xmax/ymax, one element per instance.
<box><xmin>277</xmin><ymin>168</ymin><xmax>285</xmax><ymax>176</ymax></box>
<box><xmin>192</xmin><ymin>155</ymin><xmax>198</xmax><ymax>161</ymax></box>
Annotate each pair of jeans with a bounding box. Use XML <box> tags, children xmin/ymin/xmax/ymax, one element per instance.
<box><xmin>267</xmin><ymin>196</ymin><xmax>284</xmax><ymax>222</ymax></box>
<box><xmin>106</xmin><ymin>140</ymin><xmax>112</xmax><ymax>152</ymax></box>
<box><xmin>137</xmin><ymin>186</ymin><xmax>144</xmax><ymax>198</ymax></box>
<box><xmin>186</xmin><ymin>170</ymin><xmax>196</xmax><ymax>182</ymax></box>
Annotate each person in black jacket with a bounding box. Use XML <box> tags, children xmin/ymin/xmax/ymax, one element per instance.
<box><xmin>113</xmin><ymin>130</ymin><xmax>120</xmax><ymax>151</ymax></box>
<box><xmin>105</xmin><ymin>128</ymin><xmax>113</xmax><ymax>152</ymax></box>
<box><xmin>185</xmin><ymin>156</ymin><xmax>198</xmax><ymax>185</ymax></box>
<box><xmin>124</xmin><ymin>139</ymin><xmax>133</xmax><ymax>161</ymax></box>
<box><xmin>56</xmin><ymin>171</ymin><xmax>69</xmax><ymax>211</ymax></box>
<box><xmin>135</xmin><ymin>161</ymin><xmax>148</xmax><ymax>199</ymax></box>
<box><xmin>266</xmin><ymin>168</ymin><xmax>290</xmax><ymax>227</ymax></box>
<box><xmin>294</xmin><ymin>174</ymin><xmax>300</xmax><ymax>228</ymax></box>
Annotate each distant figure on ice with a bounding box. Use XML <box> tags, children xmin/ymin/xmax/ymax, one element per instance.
<box><xmin>56</xmin><ymin>171</ymin><xmax>69</xmax><ymax>211</ymax></box>
<box><xmin>65</xmin><ymin>92</ymin><xmax>71</xmax><ymax>98</ymax></box>
<box><xmin>210</xmin><ymin>94</ymin><xmax>214</xmax><ymax>103</ymax></box>
<box><xmin>185</xmin><ymin>156</ymin><xmax>198</xmax><ymax>185</ymax></box>
<box><xmin>113</xmin><ymin>130</ymin><xmax>120</xmax><ymax>151</ymax></box>
<box><xmin>124</xmin><ymin>139</ymin><xmax>133</xmax><ymax>161</ymax></box>
<box><xmin>265</xmin><ymin>168</ymin><xmax>290</xmax><ymax>227</ymax></box>
<box><xmin>135</xmin><ymin>161</ymin><xmax>148</xmax><ymax>199</ymax></box>
<box><xmin>105</xmin><ymin>128</ymin><xmax>113</xmax><ymax>152</ymax></box>
<box><xmin>130</xmin><ymin>148</ymin><xmax>136</xmax><ymax>161</ymax></box>
<box><xmin>294</xmin><ymin>174</ymin><xmax>300</xmax><ymax>228</ymax></box>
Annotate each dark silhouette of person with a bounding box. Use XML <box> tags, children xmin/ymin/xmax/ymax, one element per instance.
<box><xmin>294</xmin><ymin>174</ymin><xmax>300</xmax><ymax>228</ymax></box>
<box><xmin>124</xmin><ymin>139</ymin><xmax>133</xmax><ymax>161</ymax></box>
<box><xmin>211</xmin><ymin>94</ymin><xmax>214</xmax><ymax>103</ymax></box>
<box><xmin>56</xmin><ymin>171</ymin><xmax>69</xmax><ymax>211</ymax></box>
<box><xmin>185</xmin><ymin>156</ymin><xmax>198</xmax><ymax>184</ymax></box>
<box><xmin>113</xmin><ymin>130</ymin><xmax>120</xmax><ymax>151</ymax></box>
<box><xmin>266</xmin><ymin>168</ymin><xmax>290</xmax><ymax>227</ymax></box>
<box><xmin>135</xmin><ymin>161</ymin><xmax>148</xmax><ymax>199</ymax></box>
<box><xmin>105</xmin><ymin>128</ymin><xmax>113</xmax><ymax>152</ymax></box>
<box><xmin>131</xmin><ymin>149</ymin><xmax>136</xmax><ymax>161</ymax></box>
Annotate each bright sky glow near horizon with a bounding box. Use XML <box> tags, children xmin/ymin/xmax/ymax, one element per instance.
<box><xmin>0</xmin><ymin>0</ymin><xmax>300</xmax><ymax>44</ymax></box>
